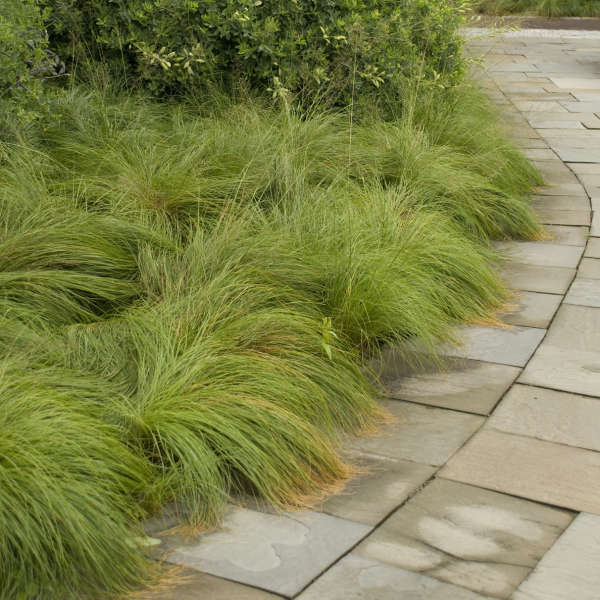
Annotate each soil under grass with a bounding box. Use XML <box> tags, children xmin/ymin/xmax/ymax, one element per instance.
<box><xmin>0</xmin><ymin>80</ymin><xmax>543</xmax><ymax>598</ymax></box>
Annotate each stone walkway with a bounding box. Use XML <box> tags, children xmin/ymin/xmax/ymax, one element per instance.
<box><xmin>144</xmin><ymin>29</ymin><xmax>600</xmax><ymax>600</ymax></box>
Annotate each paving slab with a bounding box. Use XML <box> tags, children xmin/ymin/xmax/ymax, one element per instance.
<box><xmin>318</xmin><ymin>455</ymin><xmax>435</xmax><ymax>526</ymax></box>
<box><xmin>534</xmin><ymin>207</ymin><xmax>591</xmax><ymax>225</ymax></box>
<box><xmin>162</xmin><ymin>507</ymin><xmax>370</xmax><ymax>597</ymax></box>
<box><xmin>544</xmin><ymin>224</ymin><xmax>588</xmax><ymax>246</ymax></box>
<box><xmin>514</xmin><ymin>101</ymin><xmax>568</xmax><ymax>112</ymax></box>
<box><xmin>531</xmin><ymin>195</ymin><xmax>590</xmax><ymax>210</ymax></box>
<box><xmin>528</xmin><ymin>120</ymin><xmax>584</xmax><ymax>129</ymax></box>
<box><xmin>297</xmin><ymin>553</ymin><xmax>494</xmax><ymax>600</ymax></box>
<box><xmin>578</xmin><ymin>257</ymin><xmax>600</xmax><ymax>278</ymax></box>
<box><xmin>501</xmin><ymin>262</ymin><xmax>575</xmax><ymax>294</ymax></box>
<box><xmin>536</xmin><ymin>183</ymin><xmax>588</xmax><ymax>197</ymax></box>
<box><xmin>439</xmin><ymin>429</ymin><xmax>600</xmax><ymax>514</ymax></box>
<box><xmin>135</xmin><ymin>568</ymin><xmax>282</xmax><ymax>600</ymax></box>
<box><xmin>551</xmin><ymin>78</ymin><xmax>600</xmax><ymax>90</ymax></box>
<box><xmin>349</xmin><ymin>400</ymin><xmax>483</xmax><ymax>466</ymax></box>
<box><xmin>519</xmin><ymin>304</ymin><xmax>600</xmax><ymax>397</ymax></box>
<box><xmin>443</xmin><ymin>325</ymin><xmax>545</xmax><ymax>367</ymax></box>
<box><xmin>384</xmin><ymin>358</ymin><xmax>520</xmax><ymax>415</ymax></box>
<box><xmin>513</xmin><ymin>513</ymin><xmax>600</xmax><ymax>600</ymax></box>
<box><xmin>489</xmin><ymin>384</ymin><xmax>600</xmax><ymax>452</ymax></box>
<box><xmin>592</xmin><ymin>211</ymin><xmax>600</xmax><ymax>236</ymax></box>
<box><xmin>493</xmin><ymin>240</ymin><xmax>583</xmax><ymax>268</ymax></box>
<box><xmin>355</xmin><ymin>479</ymin><xmax>572</xmax><ymax>599</ymax></box>
<box><xmin>501</xmin><ymin>290</ymin><xmax>562</xmax><ymax>328</ymax></box>
<box><xmin>554</xmin><ymin>148</ymin><xmax>600</xmax><ymax>162</ymax></box>
<box><xmin>585</xmin><ymin>236</ymin><xmax>600</xmax><ymax>257</ymax></box>
<box><xmin>565</xmin><ymin>277</ymin><xmax>600</xmax><ymax>307</ymax></box>
<box><xmin>562</xmin><ymin>101</ymin><xmax>600</xmax><ymax>113</ymax></box>
<box><xmin>522</xmin><ymin>148</ymin><xmax>557</xmax><ymax>160</ymax></box>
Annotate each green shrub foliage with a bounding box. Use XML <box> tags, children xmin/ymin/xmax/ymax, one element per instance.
<box><xmin>47</xmin><ymin>0</ymin><xmax>470</xmax><ymax>101</ymax></box>
<box><xmin>0</xmin><ymin>0</ymin><xmax>64</xmax><ymax>124</ymax></box>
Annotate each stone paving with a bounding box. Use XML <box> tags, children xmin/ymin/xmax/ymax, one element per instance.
<box><xmin>145</xmin><ymin>28</ymin><xmax>600</xmax><ymax>599</ymax></box>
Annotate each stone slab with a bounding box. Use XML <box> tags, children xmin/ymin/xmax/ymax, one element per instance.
<box><xmin>536</xmin><ymin>184</ymin><xmax>587</xmax><ymax>197</ymax></box>
<box><xmin>585</xmin><ymin>236</ymin><xmax>600</xmax><ymax>257</ymax></box>
<box><xmin>355</xmin><ymin>479</ymin><xmax>572</xmax><ymax>599</ymax></box>
<box><xmin>514</xmin><ymin>101</ymin><xmax>568</xmax><ymax>112</ymax></box>
<box><xmin>490</xmin><ymin>384</ymin><xmax>600</xmax><ymax>452</ymax></box>
<box><xmin>545</xmin><ymin>225</ymin><xmax>588</xmax><ymax>246</ymax></box>
<box><xmin>522</xmin><ymin>148</ymin><xmax>556</xmax><ymax>160</ymax></box>
<box><xmin>513</xmin><ymin>513</ymin><xmax>600</xmax><ymax>600</ymax></box>
<box><xmin>349</xmin><ymin>400</ymin><xmax>483</xmax><ymax>467</ymax></box>
<box><xmin>578</xmin><ymin>257</ymin><xmax>600</xmax><ymax>278</ymax></box>
<box><xmin>444</xmin><ymin>325</ymin><xmax>545</xmax><ymax>368</ymax></box>
<box><xmin>592</xmin><ymin>211</ymin><xmax>600</xmax><ymax>236</ymax></box>
<box><xmin>297</xmin><ymin>554</ymin><xmax>494</xmax><ymax>600</ymax></box>
<box><xmin>439</xmin><ymin>429</ymin><xmax>600</xmax><ymax>514</ymax></box>
<box><xmin>385</xmin><ymin>358</ymin><xmax>520</xmax><ymax>415</ymax></box>
<box><xmin>319</xmin><ymin>455</ymin><xmax>435</xmax><ymax>526</ymax></box>
<box><xmin>562</xmin><ymin>101</ymin><xmax>600</xmax><ymax>113</ymax></box>
<box><xmin>163</xmin><ymin>507</ymin><xmax>370</xmax><ymax>597</ymax></box>
<box><xmin>551</xmin><ymin>78</ymin><xmax>600</xmax><ymax>90</ymax></box>
<box><xmin>534</xmin><ymin>207</ymin><xmax>591</xmax><ymax>226</ymax></box>
<box><xmin>519</xmin><ymin>304</ymin><xmax>600</xmax><ymax>397</ymax></box>
<box><xmin>494</xmin><ymin>241</ymin><xmax>583</xmax><ymax>268</ymax></box>
<box><xmin>555</xmin><ymin>148</ymin><xmax>600</xmax><ymax>163</ymax></box>
<box><xmin>501</xmin><ymin>291</ymin><xmax>562</xmax><ymax>328</ymax></box>
<box><xmin>529</xmin><ymin>120</ymin><xmax>584</xmax><ymax>129</ymax></box>
<box><xmin>532</xmin><ymin>195</ymin><xmax>589</xmax><ymax>211</ymax></box>
<box><xmin>565</xmin><ymin>277</ymin><xmax>600</xmax><ymax>307</ymax></box>
<box><xmin>136</xmin><ymin>568</ymin><xmax>282</xmax><ymax>600</ymax></box>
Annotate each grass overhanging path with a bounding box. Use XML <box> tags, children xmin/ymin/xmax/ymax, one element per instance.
<box><xmin>475</xmin><ymin>0</ymin><xmax>600</xmax><ymax>17</ymax></box>
<box><xmin>0</xmin><ymin>80</ymin><xmax>543</xmax><ymax>598</ymax></box>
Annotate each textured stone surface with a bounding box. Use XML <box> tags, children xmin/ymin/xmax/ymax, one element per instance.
<box><xmin>565</xmin><ymin>277</ymin><xmax>600</xmax><ymax>307</ymax></box>
<box><xmin>163</xmin><ymin>507</ymin><xmax>370</xmax><ymax>597</ymax></box>
<box><xmin>444</xmin><ymin>325</ymin><xmax>545</xmax><ymax>367</ymax></box>
<box><xmin>494</xmin><ymin>241</ymin><xmax>583</xmax><ymax>268</ymax></box>
<box><xmin>297</xmin><ymin>554</ymin><xmax>495</xmax><ymax>600</ymax></box>
<box><xmin>439</xmin><ymin>429</ymin><xmax>600</xmax><ymax>514</ymax></box>
<box><xmin>545</xmin><ymin>225</ymin><xmax>588</xmax><ymax>246</ymax></box>
<box><xmin>520</xmin><ymin>304</ymin><xmax>600</xmax><ymax>397</ymax></box>
<box><xmin>578</xmin><ymin>257</ymin><xmax>600</xmax><ymax>278</ymax></box>
<box><xmin>319</xmin><ymin>455</ymin><xmax>435</xmax><ymax>526</ymax></box>
<box><xmin>534</xmin><ymin>207</ymin><xmax>591</xmax><ymax>226</ymax></box>
<box><xmin>585</xmin><ymin>236</ymin><xmax>600</xmax><ymax>257</ymax></box>
<box><xmin>551</xmin><ymin>77</ymin><xmax>600</xmax><ymax>90</ymax></box>
<box><xmin>531</xmin><ymin>195</ymin><xmax>589</xmax><ymax>211</ymax></box>
<box><xmin>501</xmin><ymin>290</ymin><xmax>561</xmax><ymax>328</ymax></box>
<box><xmin>489</xmin><ymin>384</ymin><xmax>600</xmax><ymax>451</ymax></box>
<box><xmin>513</xmin><ymin>513</ymin><xmax>600</xmax><ymax>600</ymax></box>
<box><xmin>350</xmin><ymin>400</ymin><xmax>483</xmax><ymax>466</ymax></box>
<box><xmin>137</xmin><ymin>568</ymin><xmax>282</xmax><ymax>600</ymax></box>
<box><xmin>385</xmin><ymin>358</ymin><xmax>520</xmax><ymax>415</ymax></box>
<box><xmin>355</xmin><ymin>479</ymin><xmax>572</xmax><ymax>599</ymax></box>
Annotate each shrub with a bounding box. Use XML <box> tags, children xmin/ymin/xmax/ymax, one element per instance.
<box><xmin>0</xmin><ymin>0</ymin><xmax>64</xmax><ymax>125</ymax></box>
<box><xmin>46</xmin><ymin>0</ymin><xmax>471</xmax><ymax>103</ymax></box>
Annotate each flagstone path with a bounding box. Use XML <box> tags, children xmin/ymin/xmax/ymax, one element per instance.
<box><xmin>144</xmin><ymin>28</ymin><xmax>600</xmax><ymax>600</ymax></box>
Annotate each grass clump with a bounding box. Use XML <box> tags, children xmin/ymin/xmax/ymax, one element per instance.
<box><xmin>0</xmin><ymin>73</ymin><xmax>543</xmax><ymax>597</ymax></box>
<box><xmin>475</xmin><ymin>0</ymin><xmax>600</xmax><ymax>16</ymax></box>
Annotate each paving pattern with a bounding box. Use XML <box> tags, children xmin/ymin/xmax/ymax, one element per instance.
<box><xmin>145</xmin><ymin>28</ymin><xmax>600</xmax><ymax>599</ymax></box>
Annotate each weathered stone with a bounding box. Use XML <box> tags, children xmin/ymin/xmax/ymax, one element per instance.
<box><xmin>494</xmin><ymin>241</ymin><xmax>583</xmax><ymax>268</ymax></box>
<box><xmin>355</xmin><ymin>479</ymin><xmax>572</xmax><ymax>599</ymax></box>
<box><xmin>532</xmin><ymin>195</ymin><xmax>589</xmax><ymax>211</ymax></box>
<box><xmin>163</xmin><ymin>507</ymin><xmax>370</xmax><ymax>597</ymax></box>
<box><xmin>490</xmin><ymin>384</ymin><xmax>600</xmax><ymax>451</ymax></box>
<box><xmin>585</xmin><ymin>236</ymin><xmax>600</xmax><ymax>257</ymax></box>
<box><xmin>562</xmin><ymin>101</ymin><xmax>600</xmax><ymax>113</ymax></box>
<box><xmin>565</xmin><ymin>277</ymin><xmax>600</xmax><ymax>308</ymax></box>
<box><xmin>349</xmin><ymin>400</ymin><xmax>483</xmax><ymax>467</ymax></box>
<box><xmin>555</xmin><ymin>148</ymin><xmax>600</xmax><ymax>163</ymax></box>
<box><xmin>551</xmin><ymin>77</ymin><xmax>600</xmax><ymax>90</ymax></box>
<box><xmin>513</xmin><ymin>513</ymin><xmax>600</xmax><ymax>600</ymax></box>
<box><xmin>137</xmin><ymin>568</ymin><xmax>281</xmax><ymax>600</ymax></box>
<box><xmin>439</xmin><ymin>429</ymin><xmax>600</xmax><ymax>514</ymax></box>
<box><xmin>297</xmin><ymin>554</ymin><xmax>495</xmax><ymax>600</ymax></box>
<box><xmin>522</xmin><ymin>148</ymin><xmax>557</xmax><ymax>160</ymax></box>
<box><xmin>520</xmin><ymin>304</ymin><xmax>600</xmax><ymax>397</ymax></box>
<box><xmin>443</xmin><ymin>325</ymin><xmax>545</xmax><ymax>367</ymax></box>
<box><xmin>578</xmin><ymin>257</ymin><xmax>600</xmax><ymax>278</ymax></box>
<box><xmin>319</xmin><ymin>455</ymin><xmax>435</xmax><ymax>526</ymax></box>
<box><xmin>544</xmin><ymin>225</ymin><xmax>588</xmax><ymax>246</ymax></box>
<box><xmin>384</xmin><ymin>358</ymin><xmax>520</xmax><ymax>415</ymax></box>
<box><xmin>534</xmin><ymin>207</ymin><xmax>591</xmax><ymax>226</ymax></box>
<box><xmin>515</xmin><ymin>101</ymin><xmax>568</xmax><ymax>112</ymax></box>
<box><xmin>501</xmin><ymin>290</ymin><xmax>561</xmax><ymax>328</ymax></box>
<box><xmin>529</xmin><ymin>120</ymin><xmax>584</xmax><ymax>129</ymax></box>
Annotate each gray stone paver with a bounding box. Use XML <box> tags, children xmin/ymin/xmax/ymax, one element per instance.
<box><xmin>349</xmin><ymin>400</ymin><xmax>483</xmax><ymax>466</ymax></box>
<box><xmin>318</xmin><ymin>455</ymin><xmax>435</xmax><ymax>526</ymax></box>
<box><xmin>385</xmin><ymin>358</ymin><xmax>520</xmax><ymax>415</ymax></box>
<box><xmin>443</xmin><ymin>324</ymin><xmax>545</xmax><ymax>367</ymax></box>
<box><xmin>145</xmin><ymin>28</ymin><xmax>600</xmax><ymax>600</ymax></box>
<box><xmin>439</xmin><ymin>429</ymin><xmax>600</xmax><ymax>514</ymax></box>
<box><xmin>489</xmin><ymin>384</ymin><xmax>600</xmax><ymax>452</ymax></box>
<box><xmin>162</xmin><ymin>506</ymin><xmax>370</xmax><ymax>597</ymax></box>
<box><xmin>512</xmin><ymin>513</ymin><xmax>600</xmax><ymax>600</ymax></box>
<box><xmin>297</xmin><ymin>553</ymin><xmax>496</xmax><ymax>600</ymax></box>
<box><xmin>355</xmin><ymin>479</ymin><xmax>572</xmax><ymax>599</ymax></box>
